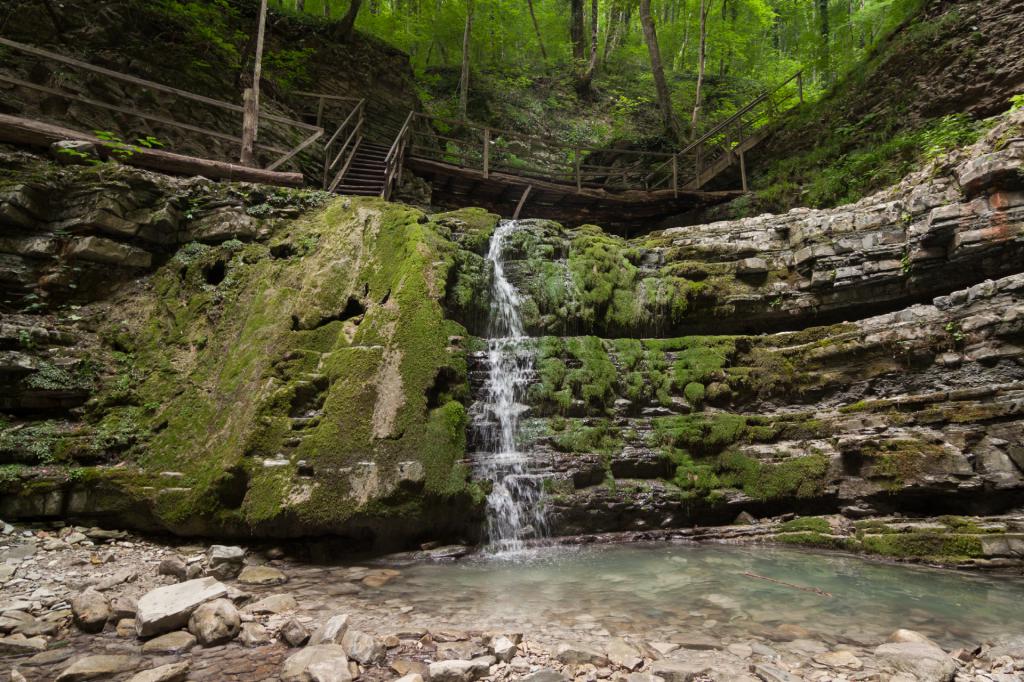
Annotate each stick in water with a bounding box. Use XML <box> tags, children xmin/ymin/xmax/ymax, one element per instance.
<box><xmin>742</xmin><ymin>571</ymin><xmax>833</xmax><ymax>598</ymax></box>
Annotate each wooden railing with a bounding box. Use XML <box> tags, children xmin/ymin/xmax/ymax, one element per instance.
<box><xmin>382</xmin><ymin>111</ymin><xmax>416</xmax><ymax>200</ymax></box>
<box><xmin>647</xmin><ymin>70</ymin><xmax>804</xmax><ymax>192</ymax></box>
<box><xmin>0</xmin><ymin>37</ymin><xmax>323</xmax><ymax>173</ymax></box>
<box><xmin>322</xmin><ymin>99</ymin><xmax>365</xmax><ymax>192</ymax></box>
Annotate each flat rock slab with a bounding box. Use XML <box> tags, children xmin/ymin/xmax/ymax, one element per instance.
<box><xmin>281</xmin><ymin>644</ymin><xmax>351</xmax><ymax>682</ymax></box>
<box><xmin>142</xmin><ymin>629</ymin><xmax>197</xmax><ymax>654</ymax></box>
<box><xmin>237</xmin><ymin>565</ymin><xmax>288</xmax><ymax>585</ymax></box>
<box><xmin>56</xmin><ymin>654</ymin><xmax>141</xmax><ymax>681</ymax></box>
<box><xmin>135</xmin><ymin>577</ymin><xmax>227</xmax><ymax>637</ymax></box>
<box><xmin>126</xmin><ymin>662</ymin><xmax>191</xmax><ymax>682</ymax></box>
<box><xmin>243</xmin><ymin>593</ymin><xmax>298</xmax><ymax>614</ymax></box>
<box><xmin>874</xmin><ymin>642</ymin><xmax>957</xmax><ymax>682</ymax></box>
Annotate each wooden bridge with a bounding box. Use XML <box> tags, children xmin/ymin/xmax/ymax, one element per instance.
<box><xmin>0</xmin><ymin>37</ymin><xmax>803</xmax><ymax>227</ymax></box>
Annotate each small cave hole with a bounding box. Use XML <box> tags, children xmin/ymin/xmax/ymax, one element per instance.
<box><xmin>289</xmin><ymin>380</ymin><xmax>328</xmax><ymax>418</ymax></box>
<box><xmin>203</xmin><ymin>260</ymin><xmax>227</xmax><ymax>285</ymax></box>
<box><xmin>271</xmin><ymin>243</ymin><xmax>295</xmax><ymax>259</ymax></box>
<box><xmin>426</xmin><ymin>366</ymin><xmax>462</xmax><ymax>409</ymax></box>
<box><xmin>215</xmin><ymin>466</ymin><xmax>249</xmax><ymax>509</ymax></box>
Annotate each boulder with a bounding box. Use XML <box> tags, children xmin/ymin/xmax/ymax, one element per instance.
<box><xmin>71</xmin><ymin>589</ymin><xmax>110</xmax><ymax>633</ymax></box>
<box><xmin>0</xmin><ymin>635</ymin><xmax>47</xmax><ymax>654</ymax></box>
<box><xmin>206</xmin><ymin>545</ymin><xmax>245</xmax><ymax>580</ymax></box>
<box><xmin>427</xmin><ymin>658</ymin><xmax>492</xmax><ymax>682</ymax></box>
<box><xmin>239</xmin><ymin>622</ymin><xmax>271</xmax><ymax>647</ymax></box>
<box><xmin>110</xmin><ymin>596</ymin><xmax>137</xmax><ymax>621</ymax></box>
<box><xmin>187</xmin><ymin>598</ymin><xmax>240</xmax><ymax>646</ymax></box>
<box><xmin>280</xmin><ymin>644</ymin><xmax>351</xmax><ymax>682</ymax></box>
<box><xmin>244</xmin><ymin>593</ymin><xmax>298</xmax><ymax>615</ymax></box>
<box><xmin>237</xmin><ymin>565</ymin><xmax>288</xmax><ymax>586</ymax></box>
<box><xmin>874</xmin><ymin>642</ymin><xmax>956</xmax><ymax>681</ymax></box>
<box><xmin>340</xmin><ymin>628</ymin><xmax>383</xmax><ymax>664</ymax></box>
<box><xmin>157</xmin><ymin>556</ymin><xmax>187</xmax><ymax>581</ymax></box>
<box><xmin>490</xmin><ymin>635</ymin><xmax>517</xmax><ymax>663</ymax></box>
<box><xmin>309</xmin><ymin>614</ymin><xmax>350</xmax><ymax>646</ymax></box>
<box><xmin>127</xmin><ymin>662</ymin><xmax>191</xmax><ymax>682</ymax></box>
<box><xmin>141</xmin><ymin>630</ymin><xmax>197</xmax><ymax>655</ymax></box>
<box><xmin>66</xmin><ymin>236</ymin><xmax>152</xmax><ymax>269</ymax></box>
<box><xmin>56</xmin><ymin>655</ymin><xmax>140</xmax><ymax>681</ymax></box>
<box><xmin>135</xmin><ymin>577</ymin><xmax>227</xmax><ymax>637</ymax></box>
<box><xmin>606</xmin><ymin>638</ymin><xmax>643</xmax><ymax>671</ymax></box>
<box><xmin>555</xmin><ymin>642</ymin><xmax>609</xmax><ymax>666</ymax></box>
<box><xmin>280</xmin><ymin>618</ymin><xmax>310</xmax><ymax>647</ymax></box>
<box><xmin>812</xmin><ymin>650</ymin><xmax>863</xmax><ymax>670</ymax></box>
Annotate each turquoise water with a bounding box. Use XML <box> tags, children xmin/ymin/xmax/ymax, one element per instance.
<box><xmin>379</xmin><ymin>542</ymin><xmax>1024</xmax><ymax>649</ymax></box>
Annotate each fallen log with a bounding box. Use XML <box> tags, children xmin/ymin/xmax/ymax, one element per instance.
<box><xmin>0</xmin><ymin>113</ymin><xmax>306</xmax><ymax>187</ymax></box>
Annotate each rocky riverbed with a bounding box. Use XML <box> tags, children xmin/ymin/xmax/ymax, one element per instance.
<box><xmin>2</xmin><ymin>519</ymin><xmax>1023</xmax><ymax>682</ymax></box>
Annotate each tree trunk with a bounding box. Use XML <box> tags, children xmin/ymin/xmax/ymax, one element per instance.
<box><xmin>690</xmin><ymin>0</ymin><xmax>710</xmax><ymax>138</ymax></box>
<box><xmin>576</xmin><ymin>0</ymin><xmax>599</xmax><ymax>94</ymax></box>
<box><xmin>295</xmin><ymin>0</ymin><xmax>304</xmax><ymax>10</ymax></box>
<box><xmin>639</xmin><ymin>0</ymin><xmax>677</xmax><ymax>140</ymax></box>
<box><xmin>570</xmin><ymin>0</ymin><xmax>586</xmax><ymax>62</ymax></box>
<box><xmin>458</xmin><ymin>0</ymin><xmax>474</xmax><ymax>120</ymax></box>
<box><xmin>527</xmin><ymin>0</ymin><xmax>548</xmax><ymax>63</ymax></box>
<box><xmin>818</xmin><ymin>0</ymin><xmax>830</xmax><ymax>84</ymax></box>
<box><xmin>338</xmin><ymin>0</ymin><xmax>363</xmax><ymax>40</ymax></box>
<box><xmin>240</xmin><ymin>0</ymin><xmax>268</xmax><ymax>167</ymax></box>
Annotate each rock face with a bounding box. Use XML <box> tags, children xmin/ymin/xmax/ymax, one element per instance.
<box><xmin>135</xmin><ymin>577</ymin><xmax>228</xmax><ymax>637</ymax></box>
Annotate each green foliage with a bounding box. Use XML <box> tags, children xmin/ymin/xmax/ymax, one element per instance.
<box><xmin>1010</xmin><ymin>94</ymin><xmax>1024</xmax><ymax>112</ymax></box>
<box><xmin>683</xmin><ymin>382</ymin><xmax>705</xmax><ymax>407</ymax></box>
<box><xmin>780</xmin><ymin>516</ymin><xmax>831</xmax><ymax>533</ymax></box>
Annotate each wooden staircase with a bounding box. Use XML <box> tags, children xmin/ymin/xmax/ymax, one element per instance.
<box><xmin>334</xmin><ymin>141</ymin><xmax>389</xmax><ymax>196</ymax></box>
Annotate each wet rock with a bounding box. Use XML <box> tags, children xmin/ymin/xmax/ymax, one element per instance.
<box><xmin>237</xmin><ymin>565</ymin><xmax>288</xmax><ymax>585</ymax></box>
<box><xmin>280</xmin><ymin>617</ymin><xmax>310</xmax><ymax>647</ymax></box>
<box><xmin>670</xmin><ymin>633</ymin><xmax>721</xmax><ymax>651</ymax></box>
<box><xmin>71</xmin><ymin>588</ymin><xmax>109</xmax><ymax>633</ymax></box>
<box><xmin>187</xmin><ymin>598</ymin><xmax>240</xmax><ymax>646</ymax></box>
<box><xmin>887</xmin><ymin>628</ymin><xmax>938</xmax><ymax>645</ymax></box>
<box><xmin>56</xmin><ymin>655</ymin><xmax>140</xmax><ymax>681</ymax></box>
<box><xmin>520</xmin><ymin>670</ymin><xmax>568</xmax><ymax>682</ymax></box>
<box><xmin>606</xmin><ymin>638</ymin><xmax>643</xmax><ymax>670</ymax></box>
<box><xmin>874</xmin><ymin>641</ymin><xmax>957</xmax><ymax>681</ymax></box>
<box><xmin>281</xmin><ymin>644</ymin><xmax>351</xmax><ymax>682</ymax></box>
<box><xmin>244</xmin><ymin>593</ymin><xmax>298</xmax><ymax>615</ymax></box>
<box><xmin>391</xmin><ymin>659</ymin><xmax>430</xmax><ymax>678</ymax></box>
<box><xmin>341</xmin><ymin>628</ymin><xmax>384</xmax><ymax>664</ymax></box>
<box><xmin>812</xmin><ymin>650</ymin><xmax>863</xmax><ymax>669</ymax></box>
<box><xmin>141</xmin><ymin>630</ymin><xmax>197</xmax><ymax>655</ymax></box>
<box><xmin>0</xmin><ymin>635</ymin><xmax>47</xmax><ymax>654</ymax></box>
<box><xmin>748</xmin><ymin>663</ymin><xmax>801</xmax><ymax>682</ymax></box>
<box><xmin>650</xmin><ymin>660</ymin><xmax>711</xmax><ymax>681</ymax></box>
<box><xmin>206</xmin><ymin>545</ymin><xmax>245</xmax><ymax>580</ymax></box>
<box><xmin>556</xmin><ymin>642</ymin><xmax>609</xmax><ymax>666</ymax></box>
<box><xmin>309</xmin><ymin>614</ymin><xmax>350</xmax><ymax>645</ymax></box>
<box><xmin>157</xmin><ymin>556</ymin><xmax>187</xmax><ymax>581</ymax></box>
<box><xmin>135</xmin><ymin>577</ymin><xmax>228</xmax><ymax>637</ymax></box>
<box><xmin>428</xmin><ymin>657</ymin><xmax>493</xmax><ymax>682</ymax></box>
<box><xmin>127</xmin><ymin>662</ymin><xmax>191</xmax><ymax>682</ymax></box>
<box><xmin>239</xmin><ymin>622</ymin><xmax>271</xmax><ymax>647</ymax></box>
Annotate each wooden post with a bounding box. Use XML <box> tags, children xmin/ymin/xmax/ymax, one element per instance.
<box><xmin>513</xmin><ymin>185</ymin><xmax>532</xmax><ymax>219</ymax></box>
<box><xmin>315</xmin><ymin>95</ymin><xmax>325</xmax><ymax>129</ymax></box>
<box><xmin>739</xmin><ymin>149</ymin><xmax>748</xmax><ymax>192</ymax></box>
<box><xmin>574</xmin><ymin>148</ymin><xmax>581</xmax><ymax>193</ymax></box>
<box><xmin>671</xmin><ymin>155</ymin><xmax>678</xmax><ymax>198</ymax></box>
<box><xmin>483</xmin><ymin>128</ymin><xmax>490</xmax><ymax>178</ymax></box>
<box><xmin>240</xmin><ymin>0</ymin><xmax>268</xmax><ymax>166</ymax></box>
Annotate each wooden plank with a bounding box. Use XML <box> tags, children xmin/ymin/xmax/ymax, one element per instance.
<box><xmin>0</xmin><ymin>114</ymin><xmax>304</xmax><ymax>186</ymax></box>
<box><xmin>512</xmin><ymin>185</ymin><xmax>532</xmax><ymax>219</ymax></box>
<box><xmin>267</xmin><ymin>127</ymin><xmax>323</xmax><ymax>171</ymax></box>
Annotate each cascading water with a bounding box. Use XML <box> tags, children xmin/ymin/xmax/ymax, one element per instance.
<box><xmin>474</xmin><ymin>220</ymin><xmax>547</xmax><ymax>553</ymax></box>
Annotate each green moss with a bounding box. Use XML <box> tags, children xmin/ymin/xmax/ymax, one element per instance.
<box><xmin>860</xmin><ymin>532</ymin><xmax>984</xmax><ymax>560</ymax></box>
<box><xmin>776</xmin><ymin>532</ymin><xmax>850</xmax><ymax>550</ymax></box>
<box><xmin>552</xmin><ymin>420</ymin><xmax>622</xmax><ymax>455</ymax></box>
<box><xmin>716</xmin><ymin>451</ymin><xmax>830</xmax><ymax>500</ymax></box>
<box><xmin>652</xmin><ymin>414</ymin><xmax>748</xmax><ymax>455</ymax></box>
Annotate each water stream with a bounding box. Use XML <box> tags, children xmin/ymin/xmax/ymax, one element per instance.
<box><xmin>474</xmin><ymin>220</ymin><xmax>547</xmax><ymax>553</ymax></box>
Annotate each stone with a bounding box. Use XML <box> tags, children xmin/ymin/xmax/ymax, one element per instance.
<box><xmin>206</xmin><ymin>545</ymin><xmax>245</xmax><ymax>580</ymax></box>
<box><xmin>239</xmin><ymin>622</ymin><xmax>271</xmax><ymax>647</ymax></box>
<box><xmin>158</xmin><ymin>556</ymin><xmax>187</xmax><ymax>581</ymax></box>
<box><xmin>340</xmin><ymin>628</ymin><xmax>383</xmax><ymax>664</ymax></box>
<box><xmin>556</xmin><ymin>642</ymin><xmax>609</xmax><ymax>666</ymax></box>
<box><xmin>650</xmin><ymin>660</ymin><xmax>711</xmax><ymax>682</ymax></box>
<box><xmin>126</xmin><ymin>662</ymin><xmax>191</xmax><ymax>682</ymax></box>
<box><xmin>280</xmin><ymin>617</ymin><xmax>310</xmax><ymax>647</ymax></box>
<box><xmin>237</xmin><ymin>565</ymin><xmax>288</xmax><ymax>585</ymax></box>
<box><xmin>56</xmin><ymin>655</ymin><xmax>140</xmax><ymax>681</ymax></box>
<box><xmin>110</xmin><ymin>595</ymin><xmax>137</xmax><ymax>621</ymax></box>
<box><xmin>187</xmin><ymin>598</ymin><xmax>240</xmax><ymax>646</ymax></box>
<box><xmin>141</xmin><ymin>630</ymin><xmax>197</xmax><ymax>654</ymax></box>
<box><xmin>66</xmin><ymin>236</ymin><xmax>152</xmax><ymax>268</ymax></box>
<box><xmin>309</xmin><ymin>614</ymin><xmax>350</xmax><ymax>645</ymax></box>
<box><xmin>10</xmin><ymin>669</ymin><xmax>26</xmax><ymax>682</ymax></box>
<box><xmin>748</xmin><ymin>663</ymin><xmax>802</xmax><ymax>682</ymax></box>
<box><xmin>116</xmin><ymin>618</ymin><xmax>137</xmax><ymax>637</ymax></box>
<box><xmin>491</xmin><ymin>634</ymin><xmax>517</xmax><ymax>662</ymax></box>
<box><xmin>874</xmin><ymin>642</ymin><xmax>956</xmax><ymax>681</ymax></box>
<box><xmin>0</xmin><ymin>636</ymin><xmax>47</xmax><ymax>654</ymax></box>
<box><xmin>812</xmin><ymin>650</ymin><xmax>863</xmax><ymax>669</ymax></box>
<box><xmin>244</xmin><ymin>593</ymin><xmax>298</xmax><ymax>614</ymax></box>
<box><xmin>887</xmin><ymin>628</ymin><xmax>938</xmax><ymax>645</ymax></box>
<box><xmin>51</xmin><ymin>140</ymin><xmax>99</xmax><ymax>164</ymax></box>
<box><xmin>135</xmin><ymin>577</ymin><xmax>228</xmax><ymax>637</ymax></box>
<box><xmin>520</xmin><ymin>670</ymin><xmax>568</xmax><ymax>682</ymax></box>
<box><xmin>71</xmin><ymin>589</ymin><xmax>110</xmax><ymax>633</ymax></box>
<box><xmin>281</xmin><ymin>644</ymin><xmax>351</xmax><ymax>682</ymax></box>
<box><xmin>394</xmin><ymin>675</ymin><xmax>424</xmax><ymax>682</ymax></box>
<box><xmin>428</xmin><ymin>659</ymin><xmax>489</xmax><ymax>682</ymax></box>
<box><xmin>606</xmin><ymin>638</ymin><xmax>642</xmax><ymax>671</ymax></box>
<box><xmin>734</xmin><ymin>511</ymin><xmax>757</xmax><ymax>525</ymax></box>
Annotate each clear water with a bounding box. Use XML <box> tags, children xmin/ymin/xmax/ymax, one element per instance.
<box><xmin>475</xmin><ymin>220</ymin><xmax>547</xmax><ymax>553</ymax></box>
<box><xmin>379</xmin><ymin>543</ymin><xmax>1024</xmax><ymax>650</ymax></box>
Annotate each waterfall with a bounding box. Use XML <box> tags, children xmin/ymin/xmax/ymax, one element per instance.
<box><xmin>475</xmin><ymin>220</ymin><xmax>547</xmax><ymax>553</ymax></box>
